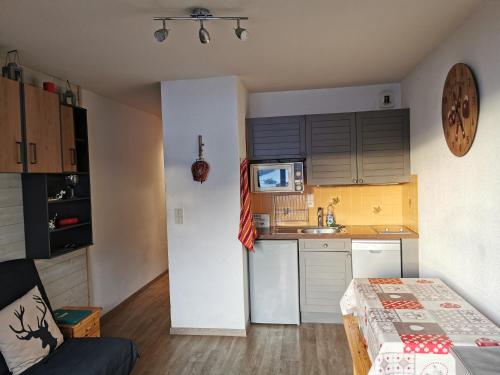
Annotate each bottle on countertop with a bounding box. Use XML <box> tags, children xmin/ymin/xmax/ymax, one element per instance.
<box><xmin>326</xmin><ymin>203</ymin><xmax>335</xmax><ymax>227</ymax></box>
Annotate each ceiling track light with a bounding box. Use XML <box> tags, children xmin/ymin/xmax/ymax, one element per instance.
<box><xmin>234</xmin><ymin>19</ymin><xmax>248</xmax><ymax>41</ymax></box>
<box><xmin>154</xmin><ymin>7</ymin><xmax>248</xmax><ymax>44</ymax></box>
<box><xmin>198</xmin><ymin>20</ymin><xmax>210</xmax><ymax>44</ymax></box>
<box><xmin>154</xmin><ymin>19</ymin><xmax>169</xmax><ymax>42</ymax></box>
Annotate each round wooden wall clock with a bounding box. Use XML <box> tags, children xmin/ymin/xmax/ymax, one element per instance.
<box><xmin>442</xmin><ymin>63</ymin><xmax>479</xmax><ymax>156</ymax></box>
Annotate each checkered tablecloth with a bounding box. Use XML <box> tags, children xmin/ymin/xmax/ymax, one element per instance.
<box><xmin>340</xmin><ymin>278</ymin><xmax>500</xmax><ymax>375</ymax></box>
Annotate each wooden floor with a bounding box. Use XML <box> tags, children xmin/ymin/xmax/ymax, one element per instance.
<box><xmin>101</xmin><ymin>273</ymin><xmax>353</xmax><ymax>375</ymax></box>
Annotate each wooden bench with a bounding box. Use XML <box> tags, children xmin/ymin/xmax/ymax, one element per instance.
<box><xmin>342</xmin><ymin>315</ymin><xmax>372</xmax><ymax>375</ymax></box>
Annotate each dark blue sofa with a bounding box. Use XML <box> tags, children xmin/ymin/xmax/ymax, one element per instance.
<box><xmin>0</xmin><ymin>259</ymin><xmax>139</xmax><ymax>375</ymax></box>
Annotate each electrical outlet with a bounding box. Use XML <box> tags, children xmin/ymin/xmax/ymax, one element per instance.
<box><xmin>174</xmin><ymin>208</ymin><xmax>183</xmax><ymax>224</ymax></box>
<box><xmin>306</xmin><ymin>194</ymin><xmax>314</xmax><ymax>208</ymax></box>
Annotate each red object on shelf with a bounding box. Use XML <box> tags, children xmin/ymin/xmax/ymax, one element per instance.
<box><xmin>57</xmin><ymin>217</ymin><xmax>79</xmax><ymax>226</ymax></box>
<box><xmin>43</xmin><ymin>82</ymin><xmax>56</xmax><ymax>93</ymax></box>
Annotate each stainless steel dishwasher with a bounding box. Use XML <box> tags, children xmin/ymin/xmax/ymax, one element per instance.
<box><xmin>351</xmin><ymin>240</ymin><xmax>401</xmax><ymax>278</ymax></box>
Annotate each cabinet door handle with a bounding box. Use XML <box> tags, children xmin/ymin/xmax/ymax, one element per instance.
<box><xmin>322</xmin><ymin>243</ymin><xmax>329</xmax><ymax>248</ymax></box>
<box><xmin>369</xmin><ymin>250</ymin><xmax>383</xmax><ymax>254</ymax></box>
<box><xmin>359</xmin><ymin>178</ymin><xmax>364</xmax><ymax>184</ymax></box>
<box><xmin>15</xmin><ymin>142</ymin><xmax>23</xmax><ymax>164</ymax></box>
<box><xmin>70</xmin><ymin>148</ymin><xmax>76</xmax><ymax>165</ymax></box>
<box><xmin>352</xmin><ymin>178</ymin><xmax>358</xmax><ymax>183</ymax></box>
<box><xmin>29</xmin><ymin>143</ymin><xmax>37</xmax><ymax>164</ymax></box>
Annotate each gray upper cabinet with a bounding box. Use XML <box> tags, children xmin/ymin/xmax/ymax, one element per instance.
<box><xmin>356</xmin><ymin>109</ymin><xmax>410</xmax><ymax>184</ymax></box>
<box><xmin>306</xmin><ymin>113</ymin><xmax>357</xmax><ymax>185</ymax></box>
<box><xmin>305</xmin><ymin>109</ymin><xmax>410</xmax><ymax>185</ymax></box>
<box><xmin>246</xmin><ymin>116</ymin><xmax>306</xmax><ymax>160</ymax></box>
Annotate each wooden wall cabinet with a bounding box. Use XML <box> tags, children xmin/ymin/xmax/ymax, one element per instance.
<box><xmin>60</xmin><ymin>105</ymin><xmax>77</xmax><ymax>172</ymax></box>
<box><xmin>22</xmin><ymin>106</ymin><xmax>92</xmax><ymax>259</ymax></box>
<box><xmin>246</xmin><ymin>116</ymin><xmax>306</xmax><ymax>160</ymax></box>
<box><xmin>306</xmin><ymin>109</ymin><xmax>410</xmax><ymax>185</ymax></box>
<box><xmin>24</xmin><ymin>84</ymin><xmax>62</xmax><ymax>173</ymax></box>
<box><xmin>0</xmin><ymin>76</ymin><xmax>23</xmax><ymax>172</ymax></box>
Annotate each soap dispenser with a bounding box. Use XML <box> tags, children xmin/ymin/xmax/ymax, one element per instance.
<box><xmin>326</xmin><ymin>203</ymin><xmax>335</xmax><ymax>227</ymax></box>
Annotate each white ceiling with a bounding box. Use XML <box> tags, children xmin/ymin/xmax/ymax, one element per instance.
<box><xmin>0</xmin><ymin>0</ymin><xmax>481</xmax><ymax>116</ymax></box>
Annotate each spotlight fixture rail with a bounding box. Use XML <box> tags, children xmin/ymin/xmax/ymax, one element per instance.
<box><xmin>153</xmin><ymin>16</ymin><xmax>248</xmax><ymax>21</ymax></box>
<box><xmin>154</xmin><ymin>7</ymin><xmax>248</xmax><ymax>22</ymax></box>
<box><xmin>153</xmin><ymin>7</ymin><xmax>249</xmax><ymax>44</ymax></box>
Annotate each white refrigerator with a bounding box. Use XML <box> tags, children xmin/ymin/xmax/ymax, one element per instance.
<box><xmin>249</xmin><ymin>240</ymin><xmax>300</xmax><ymax>325</ymax></box>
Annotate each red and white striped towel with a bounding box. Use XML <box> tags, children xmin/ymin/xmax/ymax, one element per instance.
<box><xmin>238</xmin><ymin>159</ymin><xmax>257</xmax><ymax>251</ymax></box>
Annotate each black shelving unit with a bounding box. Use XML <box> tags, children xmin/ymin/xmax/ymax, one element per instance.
<box><xmin>22</xmin><ymin>173</ymin><xmax>93</xmax><ymax>259</ymax></box>
<box><xmin>22</xmin><ymin>106</ymin><xmax>93</xmax><ymax>259</ymax></box>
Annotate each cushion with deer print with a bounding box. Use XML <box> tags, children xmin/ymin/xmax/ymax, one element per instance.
<box><xmin>0</xmin><ymin>286</ymin><xmax>63</xmax><ymax>375</ymax></box>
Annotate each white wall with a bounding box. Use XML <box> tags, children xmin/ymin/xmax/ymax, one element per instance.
<box><xmin>248</xmin><ymin>83</ymin><xmax>401</xmax><ymax>118</ymax></box>
<box><xmin>236</xmin><ymin>80</ymin><xmax>250</xmax><ymax>325</ymax></box>
<box><xmin>402</xmin><ymin>0</ymin><xmax>500</xmax><ymax>324</ymax></box>
<box><xmin>1</xmin><ymin>66</ymin><xmax>168</xmax><ymax>312</ymax></box>
<box><xmin>83</xmin><ymin>90</ymin><xmax>168</xmax><ymax>313</ymax></box>
<box><xmin>161</xmin><ymin>76</ymin><xmax>248</xmax><ymax>331</ymax></box>
<box><xmin>0</xmin><ymin>174</ymin><xmax>24</xmax><ymax>261</ymax></box>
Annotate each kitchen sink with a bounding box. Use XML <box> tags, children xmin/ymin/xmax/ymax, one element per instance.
<box><xmin>372</xmin><ymin>225</ymin><xmax>412</xmax><ymax>234</ymax></box>
<box><xmin>298</xmin><ymin>227</ymin><xmax>340</xmax><ymax>234</ymax></box>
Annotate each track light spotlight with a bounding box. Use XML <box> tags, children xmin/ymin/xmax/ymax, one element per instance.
<box><xmin>198</xmin><ymin>20</ymin><xmax>210</xmax><ymax>44</ymax></box>
<box><xmin>154</xmin><ymin>20</ymin><xmax>169</xmax><ymax>42</ymax></box>
<box><xmin>234</xmin><ymin>19</ymin><xmax>248</xmax><ymax>41</ymax></box>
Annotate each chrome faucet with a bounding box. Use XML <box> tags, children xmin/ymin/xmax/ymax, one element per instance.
<box><xmin>317</xmin><ymin>207</ymin><xmax>324</xmax><ymax>227</ymax></box>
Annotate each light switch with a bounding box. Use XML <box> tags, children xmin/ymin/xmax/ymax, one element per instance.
<box><xmin>306</xmin><ymin>194</ymin><xmax>314</xmax><ymax>208</ymax></box>
<box><xmin>174</xmin><ymin>208</ymin><xmax>183</xmax><ymax>224</ymax></box>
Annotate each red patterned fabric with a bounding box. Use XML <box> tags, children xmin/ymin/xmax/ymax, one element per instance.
<box><xmin>369</xmin><ymin>278</ymin><xmax>403</xmax><ymax>284</ymax></box>
<box><xmin>238</xmin><ymin>159</ymin><xmax>257</xmax><ymax>251</ymax></box>
<box><xmin>401</xmin><ymin>334</ymin><xmax>452</xmax><ymax>354</ymax></box>
<box><xmin>341</xmin><ymin>278</ymin><xmax>500</xmax><ymax>375</ymax></box>
<box><xmin>381</xmin><ymin>300</ymin><xmax>424</xmax><ymax>310</ymax></box>
<box><xmin>439</xmin><ymin>303</ymin><xmax>461</xmax><ymax>308</ymax></box>
<box><xmin>475</xmin><ymin>338</ymin><xmax>500</xmax><ymax>347</ymax></box>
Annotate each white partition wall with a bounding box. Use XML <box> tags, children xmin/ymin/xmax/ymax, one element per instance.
<box><xmin>161</xmin><ymin>77</ymin><xmax>249</xmax><ymax>335</ymax></box>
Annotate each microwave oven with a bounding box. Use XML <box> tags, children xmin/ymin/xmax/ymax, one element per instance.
<box><xmin>250</xmin><ymin>162</ymin><xmax>304</xmax><ymax>193</ymax></box>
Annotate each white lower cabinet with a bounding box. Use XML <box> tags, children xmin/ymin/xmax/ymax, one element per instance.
<box><xmin>299</xmin><ymin>239</ymin><xmax>352</xmax><ymax>323</ymax></box>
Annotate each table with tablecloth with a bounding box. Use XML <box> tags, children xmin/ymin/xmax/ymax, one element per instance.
<box><xmin>340</xmin><ymin>278</ymin><xmax>500</xmax><ymax>375</ymax></box>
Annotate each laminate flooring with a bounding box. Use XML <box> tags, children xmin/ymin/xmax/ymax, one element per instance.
<box><xmin>101</xmin><ymin>273</ymin><xmax>353</xmax><ymax>375</ymax></box>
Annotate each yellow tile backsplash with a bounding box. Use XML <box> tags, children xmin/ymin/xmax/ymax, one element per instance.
<box><xmin>402</xmin><ymin>175</ymin><xmax>419</xmax><ymax>233</ymax></box>
<box><xmin>250</xmin><ymin>175</ymin><xmax>419</xmax><ymax>230</ymax></box>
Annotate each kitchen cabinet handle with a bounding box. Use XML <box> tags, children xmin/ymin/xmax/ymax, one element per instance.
<box><xmin>352</xmin><ymin>178</ymin><xmax>358</xmax><ymax>183</ymax></box>
<box><xmin>70</xmin><ymin>148</ymin><xmax>76</xmax><ymax>165</ymax></box>
<box><xmin>29</xmin><ymin>143</ymin><xmax>37</xmax><ymax>164</ymax></box>
<box><xmin>322</xmin><ymin>243</ymin><xmax>329</xmax><ymax>248</ymax></box>
<box><xmin>15</xmin><ymin>142</ymin><xmax>23</xmax><ymax>164</ymax></box>
<box><xmin>369</xmin><ymin>250</ymin><xmax>383</xmax><ymax>254</ymax></box>
<box><xmin>359</xmin><ymin>178</ymin><xmax>364</xmax><ymax>184</ymax></box>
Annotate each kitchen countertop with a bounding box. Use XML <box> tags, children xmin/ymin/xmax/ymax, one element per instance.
<box><xmin>256</xmin><ymin>225</ymin><xmax>419</xmax><ymax>240</ymax></box>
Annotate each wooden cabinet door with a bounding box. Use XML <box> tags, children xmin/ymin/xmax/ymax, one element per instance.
<box><xmin>246</xmin><ymin>116</ymin><xmax>306</xmax><ymax>160</ymax></box>
<box><xmin>0</xmin><ymin>76</ymin><xmax>23</xmax><ymax>172</ymax></box>
<box><xmin>24</xmin><ymin>84</ymin><xmax>62</xmax><ymax>173</ymax></box>
<box><xmin>299</xmin><ymin>251</ymin><xmax>352</xmax><ymax>321</ymax></box>
<box><xmin>306</xmin><ymin>113</ymin><xmax>357</xmax><ymax>185</ymax></box>
<box><xmin>60</xmin><ymin>105</ymin><xmax>77</xmax><ymax>172</ymax></box>
<box><xmin>356</xmin><ymin>109</ymin><xmax>410</xmax><ymax>184</ymax></box>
